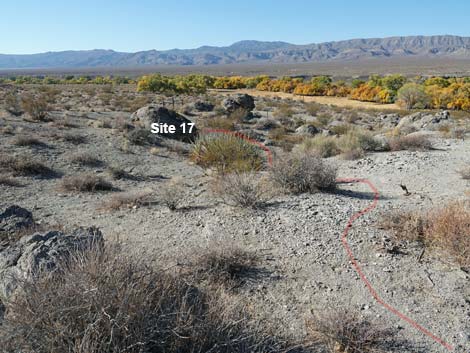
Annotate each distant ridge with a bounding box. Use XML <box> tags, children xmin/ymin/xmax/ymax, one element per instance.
<box><xmin>2</xmin><ymin>35</ymin><xmax>470</xmax><ymax>69</ymax></box>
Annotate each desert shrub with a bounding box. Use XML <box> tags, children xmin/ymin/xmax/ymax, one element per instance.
<box><xmin>107</xmin><ymin>165</ymin><xmax>133</xmax><ymax>180</ymax></box>
<box><xmin>62</xmin><ymin>133</ymin><xmax>87</xmax><ymax>145</ymax></box>
<box><xmin>191</xmin><ymin>133</ymin><xmax>265</xmax><ymax>174</ymax></box>
<box><xmin>212</xmin><ymin>172</ymin><xmax>272</xmax><ymax>209</ymax></box>
<box><xmin>0</xmin><ymin>175</ymin><xmax>21</xmax><ymax>187</ymax></box>
<box><xmin>0</xmin><ymin>125</ymin><xmax>15</xmax><ymax>135</ymax></box>
<box><xmin>271</xmin><ymin>153</ymin><xmax>337</xmax><ymax>193</ymax></box>
<box><xmin>202</xmin><ymin>115</ymin><xmax>236</xmax><ymax>131</ymax></box>
<box><xmin>21</xmin><ymin>94</ymin><xmax>50</xmax><ymax>121</ymax></box>
<box><xmin>273</xmin><ymin>103</ymin><xmax>295</xmax><ymax>118</ymax></box>
<box><xmin>307</xmin><ymin>310</ymin><xmax>399</xmax><ymax>353</ymax></box>
<box><xmin>459</xmin><ymin>165</ymin><xmax>470</xmax><ymax>180</ymax></box>
<box><xmin>305</xmin><ymin>102</ymin><xmax>322</xmax><ymax>116</ymax></box>
<box><xmin>127</xmin><ymin>128</ymin><xmax>160</xmax><ymax>146</ymax></box>
<box><xmin>387</xmin><ymin>134</ymin><xmax>433</xmax><ymax>151</ymax></box>
<box><xmin>13</xmin><ymin>135</ymin><xmax>47</xmax><ymax>147</ymax></box>
<box><xmin>3</xmin><ymin>91</ymin><xmax>22</xmax><ymax>115</ymax></box>
<box><xmin>160</xmin><ymin>177</ymin><xmax>185</xmax><ymax>211</ymax></box>
<box><xmin>0</xmin><ymin>244</ymin><xmax>289</xmax><ymax>353</ymax></box>
<box><xmin>0</xmin><ymin>155</ymin><xmax>56</xmax><ymax>178</ymax></box>
<box><xmin>341</xmin><ymin>148</ymin><xmax>365</xmax><ymax>160</ymax></box>
<box><xmin>60</xmin><ymin>173</ymin><xmax>114</xmax><ymax>192</ymax></box>
<box><xmin>297</xmin><ymin>135</ymin><xmax>340</xmax><ymax>158</ymax></box>
<box><xmin>379</xmin><ymin>210</ymin><xmax>427</xmax><ymax>243</ymax></box>
<box><xmin>267</xmin><ymin>126</ymin><xmax>289</xmax><ymax>141</ymax></box>
<box><xmin>329</xmin><ymin>123</ymin><xmax>353</xmax><ymax>136</ymax></box>
<box><xmin>397</xmin><ymin>83</ymin><xmax>429</xmax><ymax>110</ymax></box>
<box><xmin>316</xmin><ymin>113</ymin><xmax>332</xmax><ymax>127</ymax></box>
<box><xmin>335</xmin><ymin>129</ymin><xmax>383</xmax><ymax>158</ymax></box>
<box><xmin>381</xmin><ymin>201</ymin><xmax>470</xmax><ymax>266</ymax></box>
<box><xmin>68</xmin><ymin>151</ymin><xmax>103</xmax><ymax>167</ymax></box>
<box><xmin>53</xmin><ymin>116</ymin><xmax>79</xmax><ymax>128</ymax></box>
<box><xmin>103</xmin><ymin>189</ymin><xmax>153</xmax><ymax>210</ymax></box>
<box><xmin>192</xmin><ymin>246</ymin><xmax>261</xmax><ymax>287</ymax></box>
<box><xmin>425</xmin><ymin>201</ymin><xmax>470</xmax><ymax>266</ymax></box>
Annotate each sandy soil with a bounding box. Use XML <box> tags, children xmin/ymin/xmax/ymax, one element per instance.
<box><xmin>214</xmin><ymin>88</ymin><xmax>403</xmax><ymax>111</ymax></box>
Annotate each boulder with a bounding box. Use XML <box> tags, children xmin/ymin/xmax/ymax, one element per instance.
<box><xmin>296</xmin><ymin>124</ymin><xmax>320</xmax><ymax>136</ymax></box>
<box><xmin>396</xmin><ymin>110</ymin><xmax>450</xmax><ymax>132</ymax></box>
<box><xmin>0</xmin><ymin>227</ymin><xmax>103</xmax><ymax>301</ymax></box>
<box><xmin>0</xmin><ymin>205</ymin><xmax>33</xmax><ymax>238</ymax></box>
<box><xmin>130</xmin><ymin>105</ymin><xmax>197</xmax><ymax>142</ymax></box>
<box><xmin>222</xmin><ymin>94</ymin><xmax>255</xmax><ymax>113</ymax></box>
<box><xmin>192</xmin><ymin>100</ymin><xmax>214</xmax><ymax>112</ymax></box>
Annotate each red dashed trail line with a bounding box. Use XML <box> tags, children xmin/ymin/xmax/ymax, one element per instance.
<box><xmin>337</xmin><ymin>177</ymin><xmax>453</xmax><ymax>351</ymax></box>
<box><xmin>200</xmin><ymin>129</ymin><xmax>453</xmax><ymax>351</ymax></box>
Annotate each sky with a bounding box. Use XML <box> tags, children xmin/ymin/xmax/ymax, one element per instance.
<box><xmin>2</xmin><ymin>0</ymin><xmax>470</xmax><ymax>54</ymax></box>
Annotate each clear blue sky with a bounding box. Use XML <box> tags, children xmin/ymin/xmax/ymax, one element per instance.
<box><xmin>2</xmin><ymin>0</ymin><xmax>470</xmax><ymax>54</ymax></box>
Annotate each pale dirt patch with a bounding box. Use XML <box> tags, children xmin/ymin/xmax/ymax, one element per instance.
<box><xmin>213</xmin><ymin>88</ymin><xmax>402</xmax><ymax>111</ymax></box>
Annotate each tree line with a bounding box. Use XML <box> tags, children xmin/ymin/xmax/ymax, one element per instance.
<box><xmin>2</xmin><ymin>73</ymin><xmax>470</xmax><ymax>111</ymax></box>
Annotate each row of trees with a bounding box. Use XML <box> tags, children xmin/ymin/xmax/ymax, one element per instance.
<box><xmin>136</xmin><ymin>74</ymin><xmax>215</xmax><ymax>94</ymax></box>
<box><xmin>0</xmin><ymin>75</ymin><xmax>135</xmax><ymax>85</ymax></box>
<box><xmin>3</xmin><ymin>72</ymin><xmax>470</xmax><ymax>111</ymax></box>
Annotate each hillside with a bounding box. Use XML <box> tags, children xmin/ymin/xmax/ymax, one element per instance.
<box><xmin>2</xmin><ymin>35</ymin><xmax>470</xmax><ymax>69</ymax></box>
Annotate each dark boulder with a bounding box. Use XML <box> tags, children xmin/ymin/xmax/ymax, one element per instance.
<box><xmin>222</xmin><ymin>94</ymin><xmax>255</xmax><ymax>113</ymax></box>
<box><xmin>131</xmin><ymin>105</ymin><xmax>197</xmax><ymax>142</ymax></box>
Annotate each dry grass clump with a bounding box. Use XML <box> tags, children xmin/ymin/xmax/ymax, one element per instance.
<box><xmin>425</xmin><ymin>201</ymin><xmax>470</xmax><ymax>266</ymax></box>
<box><xmin>387</xmin><ymin>134</ymin><xmax>433</xmax><ymax>151</ymax></box>
<box><xmin>68</xmin><ymin>151</ymin><xmax>103</xmax><ymax>167</ymax></box>
<box><xmin>212</xmin><ymin>172</ymin><xmax>273</xmax><ymax>209</ymax></box>
<box><xmin>60</xmin><ymin>173</ymin><xmax>114</xmax><ymax>192</ymax></box>
<box><xmin>62</xmin><ymin>133</ymin><xmax>87</xmax><ymax>145</ymax></box>
<box><xmin>298</xmin><ymin>135</ymin><xmax>340</xmax><ymax>158</ymax></box>
<box><xmin>0</xmin><ymin>124</ymin><xmax>15</xmax><ymax>135</ymax></box>
<box><xmin>201</xmin><ymin>115</ymin><xmax>236</xmax><ymax>131</ymax></box>
<box><xmin>21</xmin><ymin>93</ymin><xmax>50</xmax><ymax>121</ymax></box>
<box><xmin>191</xmin><ymin>133</ymin><xmax>265</xmax><ymax>174</ymax></box>
<box><xmin>0</xmin><ymin>175</ymin><xmax>22</xmax><ymax>187</ymax></box>
<box><xmin>192</xmin><ymin>246</ymin><xmax>262</xmax><ymax>287</ymax></box>
<box><xmin>107</xmin><ymin>165</ymin><xmax>133</xmax><ymax>180</ymax></box>
<box><xmin>0</xmin><ymin>244</ymin><xmax>290</xmax><ymax>353</ymax></box>
<box><xmin>13</xmin><ymin>135</ymin><xmax>48</xmax><ymax>147</ymax></box>
<box><xmin>126</xmin><ymin>128</ymin><xmax>160</xmax><ymax>146</ymax></box>
<box><xmin>298</xmin><ymin>129</ymin><xmax>383</xmax><ymax>159</ymax></box>
<box><xmin>379</xmin><ymin>210</ymin><xmax>426</xmax><ymax>243</ymax></box>
<box><xmin>305</xmin><ymin>102</ymin><xmax>322</xmax><ymax>116</ymax></box>
<box><xmin>0</xmin><ymin>155</ymin><xmax>56</xmax><ymax>178</ymax></box>
<box><xmin>381</xmin><ymin>201</ymin><xmax>470</xmax><ymax>266</ymax></box>
<box><xmin>160</xmin><ymin>177</ymin><xmax>185</xmax><ymax>211</ymax></box>
<box><xmin>458</xmin><ymin>165</ymin><xmax>470</xmax><ymax>180</ymax></box>
<box><xmin>4</xmin><ymin>91</ymin><xmax>22</xmax><ymax>116</ymax></box>
<box><xmin>271</xmin><ymin>153</ymin><xmax>337</xmax><ymax>193</ymax></box>
<box><xmin>306</xmin><ymin>310</ymin><xmax>399</xmax><ymax>353</ymax></box>
<box><xmin>102</xmin><ymin>189</ymin><xmax>153</xmax><ymax>210</ymax></box>
<box><xmin>273</xmin><ymin>104</ymin><xmax>295</xmax><ymax>118</ymax></box>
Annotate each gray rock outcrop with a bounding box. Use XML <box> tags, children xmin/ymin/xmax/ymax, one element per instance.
<box><xmin>130</xmin><ymin>105</ymin><xmax>197</xmax><ymax>142</ymax></box>
<box><xmin>0</xmin><ymin>206</ymin><xmax>33</xmax><ymax>238</ymax></box>
<box><xmin>0</xmin><ymin>226</ymin><xmax>103</xmax><ymax>302</ymax></box>
<box><xmin>396</xmin><ymin>110</ymin><xmax>450</xmax><ymax>132</ymax></box>
<box><xmin>296</xmin><ymin>124</ymin><xmax>320</xmax><ymax>136</ymax></box>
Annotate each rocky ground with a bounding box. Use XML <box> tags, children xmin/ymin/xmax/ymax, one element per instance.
<box><xmin>1</xmin><ymin>85</ymin><xmax>470</xmax><ymax>352</ymax></box>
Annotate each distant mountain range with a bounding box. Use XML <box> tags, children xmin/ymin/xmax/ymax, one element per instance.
<box><xmin>2</xmin><ymin>35</ymin><xmax>470</xmax><ymax>69</ymax></box>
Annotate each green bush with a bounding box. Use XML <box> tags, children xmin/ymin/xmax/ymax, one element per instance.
<box><xmin>191</xmin><ymin>133</ymin><xmax>265</xmax><ymax>174</ymax></box>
